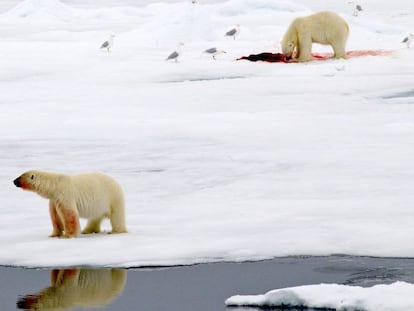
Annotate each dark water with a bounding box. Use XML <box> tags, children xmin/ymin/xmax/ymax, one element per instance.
<box><xmin>2</xmin><ymin>255</ymin><xmax>414</xmax><ymax>311</ymax></box>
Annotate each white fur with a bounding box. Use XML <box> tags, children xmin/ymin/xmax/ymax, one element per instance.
<box><xmin>18</xmin><ymin>269</ymin><xmax>126</xmax><ymax>309</ymax></box>
<box><xmin>16</xmin><ymin>170</ymin><xmax>127</xmax><ymax>237</ymax></box>
<box><xmin>281</xmin><ymin>11</ymin><xmax>349</xmax><ymax>62</ymax></box>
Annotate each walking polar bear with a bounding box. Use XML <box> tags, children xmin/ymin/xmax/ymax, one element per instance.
<box><xmin>281</xmin><ymin>11</ymin><xmax>349</xmax><ymax>62</ymax></box>
<box><xmin>13</xmin><ymin>170</ymin><xmax>127</xmax><ymax>238</ymax></box>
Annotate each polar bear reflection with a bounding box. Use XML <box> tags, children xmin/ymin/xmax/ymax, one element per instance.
<box><xmin>17</xmin><ymin>269</ymin><xmax>127</xmax><ymax>310</ymax></box>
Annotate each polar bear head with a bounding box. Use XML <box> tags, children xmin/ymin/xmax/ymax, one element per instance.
<box><xmin>14</xmin><ymin>170</ymin><xmax>38</xmax><ymax>191</ymax></box>
<box><xmin>281</xmin><ymin>18</ymin><xmax>300</xmax><ymax>60</ymax></box>
<box><xmin>14</xmin><ymin>170</ymin><xmax>65</xmax><ymax>199</ymax></box>
<box><xmin>281</xmin><ymin>36</ymin><xmax>297</xmax><ymax>60</ymax></box>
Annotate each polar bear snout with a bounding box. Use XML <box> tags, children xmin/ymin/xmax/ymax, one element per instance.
<box><xmin>13</xmin><ymin>174</ymin><xmax>32</xmax><ymax>190</ymax></box>
<box><xmin>13</xmin><ymin>172</ymin><xmax>35</xmax><ymax>190</ymax></box>
<box><xmin>13</xmin><ymin>177</ymin><xmax>22</xmax><ymax>187</ymax></box>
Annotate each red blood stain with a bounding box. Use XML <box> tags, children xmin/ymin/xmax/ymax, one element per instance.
<box><xmin>64</xmin><ymin>210</ymin><xmax>79</xmax><ymax>236</ymax></box>
<box><xmin>236</xmin><ymin>50</ymin><xmax>393</xmax><ymax>63</ymax></box>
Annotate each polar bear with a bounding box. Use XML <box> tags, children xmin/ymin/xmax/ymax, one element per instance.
<box><xmin>13</xmin><ymin>170</ymin><xmax>127</xmax><ymax>238</ymax></box>
<box><xmin>17</xmin><ymin>269</ymin><xmax>127</xmax><ymax>310</ymax></box>
<box><xmin>281</xmin><ymin>11</ymin><xmax>349</xmax><ymax>62</ymax></box>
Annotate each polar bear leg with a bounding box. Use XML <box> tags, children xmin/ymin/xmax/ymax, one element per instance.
<box><xmin>331</xmin><ymin>40</ymin><xmax>347</xmax><ymax>59</ymax></box>
<box><xmin>296</xmin><ymin>33</ymin><xmax>312</xmax><ymax>62</ymax></box>
<box><xmin>51</xmin><ymin>269</ymin><xmax>78</xmax><ymax>286</ymax></box>
<box><xmin>110</xmin><ymin>215</ymin><xmax>127</xmax><ymax>233</ymax></box>
<box><xmin>109</xmin><ymin>205</ymin><xmax>127</xmax><ymax>234</ymax></box>
<box><xmin>56</xmin><ymin>205</ymin><xmax>81</xmax><ymax>238</ymax></box>
<box><xmin>49</xmin><ymin>200</ymin><xmax>64</xmax><ymax>237</ymax></box>
<box><xmin>82</xmin><ymin>218</ymin><xmax>104</xmax><ymax>234</ymax></box>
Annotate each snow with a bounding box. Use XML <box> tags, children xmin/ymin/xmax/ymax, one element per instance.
<box><xmin>225</xmin><ymin>282</ymin><xmax>414</xmax><ymax>310</ymax></box>
<box><xmin>0</xmin><ymin>0</ymin><xmax>413</xmax><ymax>269</ymax></box>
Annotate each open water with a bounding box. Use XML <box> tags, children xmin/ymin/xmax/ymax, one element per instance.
<box><xmin>2</xmin><ymin>255</ymin><xmax>414</xmax><ymax>310</ymax></box>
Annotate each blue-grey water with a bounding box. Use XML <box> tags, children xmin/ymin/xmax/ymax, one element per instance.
<box><xmin>2</xmin><ymin>255</ymin><xmax>414</xmax><ymax>311</ymax></box>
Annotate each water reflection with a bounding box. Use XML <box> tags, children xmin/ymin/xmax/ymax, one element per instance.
<box><xmin>6</xmin><ymin>256</ymin><xmax>414</xmax><ymax>311</ymax></box>
<box><xmin>17</xmin><ymin>269</ymin><xmax>127</xmax><ymax>310</ymax></box>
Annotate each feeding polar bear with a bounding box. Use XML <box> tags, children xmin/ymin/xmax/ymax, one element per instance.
<box><xmin>13</xmin><ymin>170</ymin><xmax>127</xmax><ymax>238</ymax></box>
<box><xmin>281</xmin><ymin>11</ymin><xmax>349</xmax><ymax>62</ymax></box>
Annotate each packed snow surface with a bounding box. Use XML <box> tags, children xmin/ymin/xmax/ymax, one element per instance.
<box><xmin>0</xmin><ymin>0</ymin><xmax>413</xmax><ymax>268</ymax></box>
<box><xmin>225</xmin><ymin>282</ymin><xmax>414</xmax><ymax>311</ymax></box>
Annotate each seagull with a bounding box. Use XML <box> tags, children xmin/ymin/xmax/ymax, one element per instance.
<box><xmin>348</xmin><ymin>1</ymin><xmax>363</xmax><ymax>16</ymax></box>
<box><xmin>100</xmin><ymin>33</ymin><xmax>115</xmax><ymax>53</ymax></box>
<box><xmin>166</xmin><ymin>42</ymin><xmax>184</xmax><ymax>62</ymax></box>
<box><xmin>225</xmin><ymin>24</ymin><xmax>240</xmax><ymax>40</ymax></box>
<box><xmin>401</xmin><ymin>33</ymin><xmax>414</xmax><ymax>48</ymax></box>
<box><xmin>204</xmin><ymin>47</ymin><xmax>227</xmax><ymax>60</ymax></box>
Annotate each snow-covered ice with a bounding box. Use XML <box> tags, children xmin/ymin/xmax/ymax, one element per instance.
<box><xmin>0</xmin><ymin>0</ymin><xmax>413</xmax><ymax>269</ymax></box>
<box><xmin>226</xmin><ymin>282</ymin><xmax>414</xmax><ymax>311</ymax></box>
